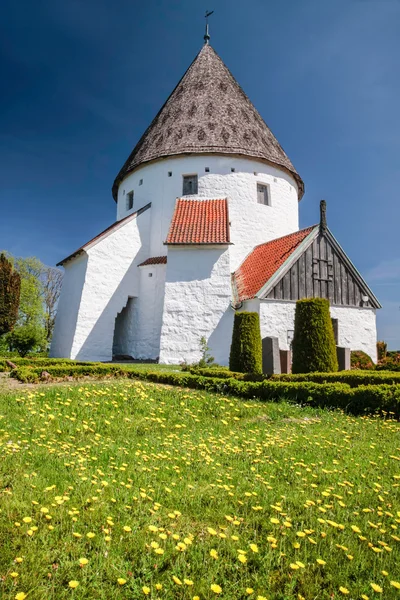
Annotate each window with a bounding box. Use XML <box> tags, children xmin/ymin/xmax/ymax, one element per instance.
<box><xmin>231</xmin><ymin>167</ymin><xmax>235</xmax><ymax>172</ymax></box>
<box><xmin>257</xmin><ymin>183</ymin><xmax>270</xmax><ymax>205</ymax></box>
<box><xmin>139</xmin><ymin>179</ymin><xmax>143</xmax><ymax>186</ymax></box>
<box><xmin>168</xmin><ymin>171</ymin><xmax>172</xmax><ymax>177</ymax></box>
<box><xmin>126</xmin><ymin>191</ymin><xmax>134</xmax><ymax>211</ymax></box>
<box><xmin>205</xmin><ymin>167</ymin><xmax>210</xmax><ymax>173</ymax></box>
<box><xmin>182</xmin><ymin>174</ymin><xmax>198</xmax><ymax>195</ymax></box>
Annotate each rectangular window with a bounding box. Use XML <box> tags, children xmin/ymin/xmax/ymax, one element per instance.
<box><xmin>126</xmin><ymin>191</ymin><xmax>134</xmax><ymax>211</ymax></box>
<box><xmin>257</xmin><ymin>183</ymin><xmax>270</xmax><ymax>205</ymax></box>
<box><xmin>182</xmin><ymin>174</ymin><xmax>198</xmax><ymax>195</ymax></box>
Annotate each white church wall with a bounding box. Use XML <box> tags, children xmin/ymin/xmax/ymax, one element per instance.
<box><xmin>116</xmin><ymin>155</ymin><xmax>299</xmax><ymax>271</ymax></box>
<box><xmin>53</xmin><ymin>209</ymin><xmax>151</xmax><ymax>361</ymax></box>
<box><xmin>159</xmin><ymin>246</ymin><xmax>234</xmax><ymax>365</ymax></box>
<box><xmin>50</xmin><ymin>253</ymin><xmax>88</xmax><ymax>358</ymax></box>
<box><xmin>258</xmin><ymin>300</ymin><xmax>377</xmax><ymax>362</ymax></box>
<box><xmin>134</xmin><ymin>264</ymin><xmax>167</xmax><ymax>359</ymax></box>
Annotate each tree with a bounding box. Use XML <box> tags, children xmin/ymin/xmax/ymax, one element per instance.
<box><xmin>13</xmin><ymin>256</ymin><xmax>46</xmax><ymax>327</ymax></box>
<box><xmin>292</xmin><ymin>298</ymin><xmax>338</xmax><ymax>373</ymax></box>
<box><xmin>8</xmin><ymin>324</ymin><xmax>46</xmax><ymax>357</ymax></box>
<box><xmin>0</xmin><ymin>253</ymin><xmax>21</xmax><ymax>336</ymax></box>
<box><xmin>41</xmin><ymin>266</ymin><xmax>63</xmax><ymax>341</ymax></box>
<box><xmin>229</xmin><ymin>311</ymin><xmax>262</xmax><ymax>374</ymax></box>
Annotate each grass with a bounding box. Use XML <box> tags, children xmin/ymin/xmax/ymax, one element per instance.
<box><xmin>0</xmin><ymin>381</ymin><xmax>399</xmax><ymax>600</ymax></box>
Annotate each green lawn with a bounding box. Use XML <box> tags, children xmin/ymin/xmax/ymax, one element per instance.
<box><xmin>0</xmin><ymin>381</ymin><xmax>399</xmax><ymax>599</ymax></box>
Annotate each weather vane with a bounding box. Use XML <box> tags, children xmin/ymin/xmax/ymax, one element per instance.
<box><xmin>204</xmin><ymin>10</ymin><xmax>214</xmax><ymax>44</ymax></box>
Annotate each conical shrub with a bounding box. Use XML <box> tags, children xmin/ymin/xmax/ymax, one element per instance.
<box><xmin>229</xmin><ymin>311</ymin><xmax>262</xmax><ymax>374</ymax></box>
<box><xmin>292</xmin><ymin>298</ymin><xmax>338</xmax><ymax>373</ymax></box>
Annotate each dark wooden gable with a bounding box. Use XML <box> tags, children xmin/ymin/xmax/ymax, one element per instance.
<box><xmin>262</xmin><ymin>230</ymin><xmax>380</xmax><ymax>308</ymax></box>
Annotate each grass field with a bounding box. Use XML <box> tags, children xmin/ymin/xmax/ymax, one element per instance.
<box><xmin>0</xmin><ymin>381</ymin><xmax>399</xmax><ymax>600</ymax></box>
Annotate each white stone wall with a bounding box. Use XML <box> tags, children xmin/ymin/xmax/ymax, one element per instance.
<box><xmin>51</xmin><ymin>208</ymin><xmax>151</xmax><ymax>361</ymax></box>
<box><xmin>116</xmin><ymin>155</ymin><xmax>299</xmax><ymax>271</ymax></box>
<box><xmin>134</xmin><ymin>264</ymin><xmax>167</xmax><ymax>359</ymax></box>
<box><xmin>257</xmin><ymin>300</ymin><xmax>377</xmax><ymax>362</ymax></box>
<box><xmin>159</xmin><ymin>246</ymin><xmax>234</xmax><ymax>365</ymax></box>
<box><xmin>50</xmin><ymin>253</ymin><xmax>88</xmax><ymax>358</ymax></box>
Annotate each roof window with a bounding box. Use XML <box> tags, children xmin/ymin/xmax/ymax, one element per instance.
<box><xmin>126</xmin><ymin>191</ymin><xmax>134</xmax><ymax>211</ymax></box>
<box><xmin>257</xmin><ymin>183</ymin><xmax>270</xmax><ymax>206</ymax></box>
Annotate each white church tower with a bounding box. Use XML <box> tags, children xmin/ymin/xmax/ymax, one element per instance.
<box><xmin>51</xmin><ymin>35</ymin><xmax>379</xmax><ymax>364</ymax></box>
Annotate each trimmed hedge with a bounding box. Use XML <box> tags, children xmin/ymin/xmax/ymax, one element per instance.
<box><xmin>9</xmin><ymin>363</ymin><xmax>400</xmax><ymax>417</ymax></box>
<box><xmin>190</xmin><ymin>367</ymin><xmax>400</xmax><ymax>387</ymax></box>
<box><xmin>229</xmin><ymin>312</ymin><xmax>262</xmax><ymax>374</ymax></box>
<box><xmin>0</xmin><ymin>358</ymin><xmax>98</xmax><ymax>372</ymax></box>
<box><xmin>292</xmin><ymin>298</ymin><xmax>338</xmax><ymax>373</ymax></box>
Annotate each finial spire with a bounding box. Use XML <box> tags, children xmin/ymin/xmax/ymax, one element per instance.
<box><xmin>204</xmin><ymin>10</ymin><xmax>214</xmax><ymax>44</ymax></box>
<box><xmin>320</xmin><ymin>199</ymin><xmax>327</xmax><ymax>233</ymax></box>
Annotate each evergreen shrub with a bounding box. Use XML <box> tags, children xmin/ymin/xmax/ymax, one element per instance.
<box><xmin>292</xmin><ymin>298</ymin><xmax>338</xmax><ymax>373</ymax></box>
<box><xmin>229</xmin><ymin>311</ymin><xmax>262</xmax><ymax>374</ymax></box>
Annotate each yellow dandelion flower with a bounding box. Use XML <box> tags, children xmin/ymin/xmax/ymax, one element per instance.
<box><xmin>296</xmin><ymin>531</ymin><xmax>306</xmax><ymax>537</ymax></box>
<box><xmin>117</xmin><ymin>578</ymin><xmax>127</xmax><ymax>585</ymax></box>
<box><xmin>370</xmin><ymin>583</ymin><xmax>383</xmax><ymax>593</ymax></box>
<box><xmin>68</xmin><ymin>581</ymin><xmax>79</xmax><ymax>589</ymax></box>
<box><xmin>293</xmin><ymin>542</ymin><xmax>300</xmax><ymax>549</ymax></box>
<box><xmin>207</xmin><ymin>527</ymin><xmax>217</xmax><ymax>535</ymax></box>
<box><xmin>249</xmin><ymin>543</ymin><xmax>258</xmax><ymax>553</ymax></box>
<box><xmin>390</xmin><ymin>581</ymin><xmax>400</xmax><ymax>589</ymax></box>
<box><xmin>142</xmin><ymin>586</ymin><xmax>150</xmax><ymax>595</ymax></box>
<box><xmin>155</xmin><ymin>547</ymin><xmax>164</xmax><ymax>554</ymax></box>
<box><xmin>210</xmin><ymin>549</ymin><xmax>218</xmax><ymax>559</ymax></box>
<box><xmin>72</xmin><ymin>532</ymin><xmax>82</xmax><ymax>538</ymax></box>
<box><xmin>211</xmin><ymin>584</ymin><xmax>222</xmax><ymax>594</ymax></box>
<box><xmin>257</xmin><ymin>596</ymin><xmax>268</xmax><ymax>600</ymax></box>
<box><xmin>184</xmin><ymin>579</ymin><xmax>194</xmax><ymax>586</ymax></box>
<box><xmin>123</xmin><ymin>526</ymin><xmax>132</xmax><ymax>532</ymax></box>
<box><xmin>339</xmin><ymin>587</ymin><xmax>349</xmax><ymax>595</ymax></box>
<box><xmin>351</xmin><ymin>525</ymin><xmax>361</xmax><ymax>533</ymax></box>
<box><xmin>290</xmin><ymin>563</ymin><xmax>300</xmax><ymax>570</ymax></box>
<box><xmin>15</xmin><ymin>557</ymin><xmax>23</xmax><ymax>564</ymax></box>
<box><xmin>79</xmin><ymin>558</ymin><xmax>89</xmax><ymax>566</ymax></box>
<box><xmin>296</xmin><ymin>561</ymin><xmax>305</xmax><ymax>568</ymax></box>
<box><xmin>155</xmin><ymin>584</ymin><xmax>163</xmax><ymax>590</ymax></box>
<box><xmin>10</xmin><ymin>572</ymin><xmax>19</xmax><ymax>578</ymax></box>
<box><xmin>270</xmin><ymin>517</ymin><xmax>279</xmax><ymax>524</ymax></box>
<box><xmin>22</xmin><ymin>517</ymin><xmax>32</xmax><ymax>524</ymax></box>
<box><xmin>316</xmin><ymin>558</ymin><xmax>326</xmax><ymax>565</ymax></box>
<box><xmin>86</xmin><ymin>532</ymin><xmax>95</xmax><ymax>539</ymax></box>
<box><xmin>148</xmin><ymin>525</ymin><xmax>158</xmax><ymax>532</ymax></box>
<box><xmin>246</xmin><ymin>588</ymin><xmax>254</xmax><ymax>595</ymax></box>
<box><xmin>361</xmin><ymin>595</ymin><xmax>369</xmax><ymax>600</ymax></box>
<box><xmin>15</xmin><ymin>594</ymin><xmax>27</xmax><ymax>600</ymax></box>
<box><xmin>238</xmin><ymin>554</ymin><xmax>247</xmax><ymax>564</ymax></box>
<box><xmin>381</xmin><ymin>571</ymin><xmax>388</xmax><ymax>577</ymax></box>
<box><xmin>173</xmin><ymin>576</ymin><xmax>182</xmax><ymax>585</ymax></box>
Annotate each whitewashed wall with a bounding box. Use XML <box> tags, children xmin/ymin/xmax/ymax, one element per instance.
<box><xmin>51</xmin><ymin>208</ymin><xmax>151</xmax><ymax>361</ymax></box>
<box><xmin>159</xmin><ymin>246</ymin><xmax>234</xmax><ymax>365</ymax></box>
<box><xmin>134</xmin><ymin>264</ymin><xmax>167</xmax><ymax>359</ymax></box>
<box><xmin>116</xmin><ymin>155</ymin><xmax>299</xmax><ymax>271</ymax></box>
<box><xmin>50</xmin><ymin>253</ymin><xmax>88</xmax><ymax>358</ymax></box>
<box><xmin>257</xmin><ymin>300</ymin><xmax>377</xmax><ymax>362</ymax></box>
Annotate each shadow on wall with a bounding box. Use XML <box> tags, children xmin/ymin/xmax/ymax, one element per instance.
<box><xmin>207</xmin><ymin>306</ymin><xmax>234</xmax><ymax>366</ymax></box>
<box><xmin>74</xmin><ymin>215</ymin><xmax>150</xmax><ymax>361</ymax></box>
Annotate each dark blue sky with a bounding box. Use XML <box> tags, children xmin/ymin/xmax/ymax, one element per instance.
<box><xmin>1</xmin><ymin>0</ymin><xmax>399</xmax><ymax>347</ymax></box>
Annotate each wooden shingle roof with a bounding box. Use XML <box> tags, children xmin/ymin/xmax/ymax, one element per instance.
<box><xmin>112</xmin><ymin>45</ymin><xmax>304</xmax><ymax>201</ymax></box>
<box><xmin>165</xmin><ymin>198</ymin><xmax>230</xmax><ymax>245</ymax></box>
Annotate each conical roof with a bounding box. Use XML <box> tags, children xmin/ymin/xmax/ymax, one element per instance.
<box><xmin>112</xmin><ymin>44</ymin><xmax>304</xmax><ymax>200</ymax></box>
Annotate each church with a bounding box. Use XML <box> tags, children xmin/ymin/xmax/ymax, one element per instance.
<box><xmin>51</xmin><ymin>36</ymin><xmax>380</xmax><ymax>365</ymax></box>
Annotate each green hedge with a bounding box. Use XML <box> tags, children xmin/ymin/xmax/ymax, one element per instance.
<box><xmin>0</xmin><ymin>358</ymin><xmax>97</xmax><ymax>372</ymax></box>
<box><xmin>229</xmin><ymin>312</ymin><xmax>262</xmax><ymax>374</ymax></box>
<box><xmin>190</xmin><ymin>367</ymin><xmax>400</xmax><ymax>387</ymax></box>
<box><xmin>292</xmin><ymin>298</ymin><xmax>338</xmax><ymax>373</ymax></box>
<box><xmin>10</xmin><ymin>364</ymin><xmax>400</xmax><ymax>417</ymax></box>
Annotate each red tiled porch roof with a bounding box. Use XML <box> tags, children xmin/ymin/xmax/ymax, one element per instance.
<box><xmin>234</xmin><ymin>226</ymin><xmax>317</xmax><ymax>301</ymax></box>
<box><xmin>137</xmin><ymin>256</ymin><xmax>167</xmax><ymax>267</ymax></box>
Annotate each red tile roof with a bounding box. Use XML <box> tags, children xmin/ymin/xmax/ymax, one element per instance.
<box><xmin>138</xmin><ymin>256</ymin><xmax>167</xmax><ymax>267</ymax></box>
<box><xmin>234</xmin><ymin>226</ymin><xmax>317</xmax><ymax>301</ymax></box>
<box><xmin>165</xmin><ymin>198</ymin><xmax>230</xmax><ymax>245</ymax></box>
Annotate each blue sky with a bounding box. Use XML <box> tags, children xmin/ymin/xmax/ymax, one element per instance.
<box><xmin>1</xmin><ymin>0</ymin><xmax>399</xmax><ymax>347</ymax></box>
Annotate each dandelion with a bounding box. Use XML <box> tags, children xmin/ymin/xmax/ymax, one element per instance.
<box><xmin>316</xmin><ymin>558</ymin><xmax>326</xmax><ymax>565</ymax></box>
<box><xmin>290</xmin><ymin>563</ymin><xmax>300</xmax><ymax>570</ymax></box>
<box><xmin>184</xmin><ymin>579</ymin><xmax>194</xmax><ymax>586</ymax></box>
<box><xmin>15</xmin><ymin>557</ymin><xmax>23</xmax><ymax>563</ymax></box>
<box><xmin>22</xmin><ymin>517</ymin><xmax>32</xmax><ymax>524</ymax></box>
<box><xmin>257</xmin><ymin>596</ymin><xmax>268</xmax><ymax>600</ymax></box>
<box><xmin>155</xmin><ymin>584</ymin><xmax>163</xmax><ymax>590</ymax></box>
<box><xmin>391</xmin><ymin>581</ymin><xmax>400</xmax><ymax>589</ymax></box>
<box><xmin>68</xmin><ymin>581</ymin><xmax>79</xmax><ymax>589</ymax></box>
<box><xmin>339</xmin><ymin>587</ymin><xmax>349</xmax><ymax>595</ymax></box>
<box><xmin>173</xmin><ymin>576</ymin><xmax>182</xmax><ymax>585</ymax></box>
<box><xmin>249</xmin><ymin>543</ymin><xmax>258</xmax><ymax>553</ymax></box>
<box><xmin>10</xmin><ymin>572</ymin><xmax>19</xmax><ymax>578</ymax></box>
<box><xmin>79</xmin><ymin>558</ymin><xmax>88</xmax><ymax>566</ymax></box>
<box><xmin>86</xmin><ymin>532</ymin><xmax>95</xmax><ymax>539</ymax></box>
<box><xmin>370</xmin><ymin>583</ymin><xmax>383</xmax><ymax>593</ymax></box>
<box><xmin>211</xmin><ymin>584</ymin><xmax>222</xmax><ymax>594</ymax></box>
<box><xmin>238</xmin><ymin>554</ymin><xmax>247</xmax><ymax>564</ymax></box>
<box><xmin>123</xmin><ymin>526</ymin><xmax>132</xmax><ymax>532</ymax></box>
<box><xmin>142</xmin><ymin>586</ymin><xmax>150</xmax><ymax>595</ymax></box>
<box><xmin>270</xmin><ymin>517</ymin><xmax>279</xmax><ymax>524</ymax></box>
<box><xmin>207</xmin><ymin>527</ymin><xmax>218</xmax><ymax>535</ymax></box>
<box><xmin>15</xmin><ymin>594</ymin><xmax>27</xmax><ymax>600</ymax></box>
<box><xmin>246</xmin><ymin>589</ymin><xmax>254</xmax><ymax>595</ymax></box>
<box><xmin>117</xmin><ymin>578</ymin><xmax>127</xmax><ymax>585</ymax></box>
<box><xmin>210</xmin><ymin>549</ymin><xmax>218</xmax><ymax>559</ymax></box>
